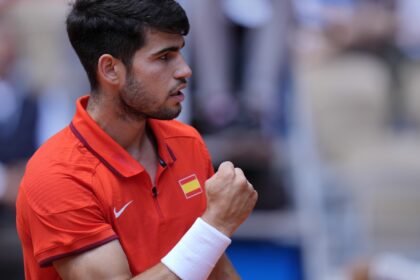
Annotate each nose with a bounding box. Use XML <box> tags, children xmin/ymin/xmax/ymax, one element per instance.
<box><xmin>174</xmin><ymin>55</ymin><xmax>192</xmax><ymax>79</ymax></box>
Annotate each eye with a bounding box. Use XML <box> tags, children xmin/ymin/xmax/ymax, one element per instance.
<box><xmin>159</xmin><ymin>53</ymin><xmax>169</xmax><ymax>61</ymax></box>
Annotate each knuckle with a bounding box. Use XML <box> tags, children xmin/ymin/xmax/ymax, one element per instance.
<box><xmin>219</xmin><ymin>161</ymin><xmax>234</xmax><ymax>171</ymax></box>
<box><xmin>237</xmin><ymin>176</ymin><xmax>248</xmax><ymax>187</ymax></box>
<box><xmin>253</xmin><ymin>190</ymin><xmax>258</xmax><ymax>201</ymax></box>
<box><xmin>217</xmin><ymin>161</ymin><xmax>235</xmax><ymax>177</ymax></box>
<box><xmin>234</xmin><ymin>167</ymin><xmax>244</xmax><ymax>176</ymax></box>
<box><xmin>204</xmin><ymin>177</ymin><xmax>215</xmax><ymax>189</ymax></box>
<box><xmin>220</xmin><ymin>167</ymin><xmax>235</xmax><ymax>180</ymax></box>
<box><xmin>205</xmin><ymin>176</ymin><xmax>213</xmax><ymax>185</ymax></box>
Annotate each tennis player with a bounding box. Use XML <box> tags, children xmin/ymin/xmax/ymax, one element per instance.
<box><xmin>16</xmin><ymin>0</ymin><xmax>258</xmax><ymax>279</ymax></box>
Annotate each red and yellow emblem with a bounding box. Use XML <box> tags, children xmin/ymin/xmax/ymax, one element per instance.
<box><xmin>178</xmin><ymin>174</ymin><xmax>202</xmax><ymax>199</ymax></box>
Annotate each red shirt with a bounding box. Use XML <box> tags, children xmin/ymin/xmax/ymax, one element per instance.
<box><xmin>16</xmin><ymin>96</ymin><xmax>213</xmax><ymax>279</ymax></box>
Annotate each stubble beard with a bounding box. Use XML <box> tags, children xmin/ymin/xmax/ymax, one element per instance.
<box><xmin>118</xmin><ymin>74</ymin><xmax>182</xmax><ymax>122</ymax></box>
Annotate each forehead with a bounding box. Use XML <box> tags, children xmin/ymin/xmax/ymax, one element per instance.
<box><xmin>138</xmin><ymin>29</ymin><xmax>185</xmax><ymax>55</ymax></box>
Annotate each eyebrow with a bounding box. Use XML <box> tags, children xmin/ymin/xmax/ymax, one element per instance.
<box><xmin>152</xmin><ymin>41</ymin><xmax>186</xmax><ymax>56</ymax></box>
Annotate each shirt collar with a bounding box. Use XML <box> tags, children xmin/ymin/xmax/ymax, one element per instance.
<box><xmin>70</xmin><ymin>95</ymin><xmax>175</xmax><ymax>178</ymax></box>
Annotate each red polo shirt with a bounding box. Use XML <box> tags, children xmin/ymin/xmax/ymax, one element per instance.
<box><xmin>16</xmin><ymin>96</ymin><xmax>213</xmax><ymax>279</ymax></box>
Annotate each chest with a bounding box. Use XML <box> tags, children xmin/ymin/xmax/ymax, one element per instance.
<box><xmin>95</xmin><ymin>156</ymin><xmax>208</xmax><ymax>272</ymax></box>
<box><xmin>103</xmin><ymin>155</ymin><xmax>208</xmax><ymax>221</ymax></box>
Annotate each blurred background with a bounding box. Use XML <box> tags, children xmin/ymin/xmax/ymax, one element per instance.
<box><xmin>2</xmin><ymin>0</ymin><xmax>420</xmax><ymax>279</ymax></box>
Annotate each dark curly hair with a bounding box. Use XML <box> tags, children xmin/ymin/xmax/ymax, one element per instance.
<box><xmin>66</xmin><ymin>0</ymin><xmax>189</xmax><ymax>90</ymax></box>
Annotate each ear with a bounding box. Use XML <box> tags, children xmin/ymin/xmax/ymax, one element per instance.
<box><xmin>97</xmin><ymin>54</ymin><xmax>126</xmax><ymax>88</ymax></box>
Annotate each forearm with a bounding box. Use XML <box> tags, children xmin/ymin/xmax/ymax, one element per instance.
<box><xmin>134</xmin><ymin>253</ymin><xmax>240</xmax><ymax>280</ymax></box>
<box><xmin>208</xmin><ymin>254</ymin><xmax>241</xmax><ymax>280</ymax></box>
<box><xmin>131</xmin><ymin>263</ymin><xmax>180</xmax><ymax>280</ymax></box>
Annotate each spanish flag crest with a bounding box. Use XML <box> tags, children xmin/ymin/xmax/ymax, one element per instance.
<box><xmin>178</xmin><ymin>174</ymin><xmax>202</xmax><ymax>199</ymax></box>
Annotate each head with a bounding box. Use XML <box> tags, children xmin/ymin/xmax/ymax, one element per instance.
<box><xmin>67</xmin><ymin>0</ymin><xmax>189</xmax><ymax>90</ymax></box>
<box><xmin>66</xmin><ymin>0</ymin><xmax>192</xmax><ymax>120</ymax></box>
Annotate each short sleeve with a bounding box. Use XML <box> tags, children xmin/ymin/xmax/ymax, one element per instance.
<box><xmin>19</xmin><ymin>171</ymin><xmax>117</xmax><ymax>267</ymax></box>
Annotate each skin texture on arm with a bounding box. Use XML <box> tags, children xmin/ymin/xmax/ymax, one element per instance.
<box><xmin>54</xmin><ymin>241</ymin><xmax>239</xmax><ymax>280</ymax></box>
<box><xmin>54</xmin><ymin>240</ymin><xmax>180</xmax><ymax>280</ymax></box>
<box><xmin>208</xmin><ymin>254</ymin><xmax>241</xmax><ymax>280</ymax></box>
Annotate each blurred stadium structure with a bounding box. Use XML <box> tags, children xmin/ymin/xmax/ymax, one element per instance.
<box><xmin>2</xmin><ymin>0</ymin><xmax>420</xmax><ymax>279</ymax></box>
<box><xmin>291</xmin><ymin>0</ymin><xmax>420</xmax><ymax>279</ymax></box>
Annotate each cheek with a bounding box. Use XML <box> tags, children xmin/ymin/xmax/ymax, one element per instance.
<box><xmin>149</xmin><ymin>76</ymin><xmax>172</xmax><ymax>99</ymax></box>
<box><xmin>153</xmin><ymin>71</ymin><xmax>171</xmax><ymax>89</ymax></box>
<box><xmin>131</xmin><ymin>63</ymin><xmax>174</xmax><ymax>97</ymax></box>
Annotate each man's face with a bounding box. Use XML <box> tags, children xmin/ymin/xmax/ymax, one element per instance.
<box><xmin>118</xmin><ymin>29</ymin><xmax>191</xmax><ymax>120</ymax></box>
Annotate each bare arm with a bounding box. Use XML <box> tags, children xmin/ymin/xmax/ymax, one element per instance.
<box><xmin>208</xmin><ymin>254</ymin><xmax>241</xmax><ymax>280</ymax></box>
<box><xmin>54</xmin><ymin>244</ymin><xmax>239</xmax><ymax>280</ymax></box>
<box><xmin>54</xmin><ymin>239</ymin><xmax>179</xmax><ymax>280</ymax></box>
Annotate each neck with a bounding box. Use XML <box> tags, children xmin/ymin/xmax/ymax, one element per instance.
<box><xmin>86</xmin><ymin>93</ymin><xmax>148</xmax><ymax>154</ymax></box>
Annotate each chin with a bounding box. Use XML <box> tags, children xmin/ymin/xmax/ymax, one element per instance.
<box><xmin>149</xmin><ymin>106</ymin><xmax>182</xmax><ymax>120</ymax></box>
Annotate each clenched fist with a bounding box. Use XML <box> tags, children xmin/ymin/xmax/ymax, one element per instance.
<box><xmin>202</xmin><ymin>161</ymin><xmax>258</xmax><ymax>237</ymax></box>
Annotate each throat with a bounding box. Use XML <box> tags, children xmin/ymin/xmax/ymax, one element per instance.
<box><xmin>138</xmin><ymin>150</ymin><xmax>158</xmax><ymax>186</ymax></box>
<box><xmin>130</xmin><ymin>127</ymin><xmax>159</xmax><ymax>185</ymax></box>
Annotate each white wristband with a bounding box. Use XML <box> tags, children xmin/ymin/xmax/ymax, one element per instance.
<box><xmin>161</xmin><ymin>218</ymin><xmax>232</xmax><ymax>280</ymax></box>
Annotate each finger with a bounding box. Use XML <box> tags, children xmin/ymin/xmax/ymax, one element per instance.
<box><xmin>234</xmin><ymin>168</ymin><xmax>246</xmax><ymax>185</ymax></box>
<box><xmin>252</xmin><ymin>189</ymin><xmax>258</xmax><ymax>202</ymax></box>
<box><xmin>204</xmin><ymin>174</ymin><xmax>216</xmax><ymax>187</ymax></box>
<box><xmin>218</xmin><ymin>161</ymin><xmax>234</xmax><ymax>171</ymax></box>
<box><xmin>247</xmin><ymin>181</ymin><xmax>254</xmax><ymax>191</ymax></box>
<box><xmin>217</xmin><ymin>161</ymin><xmax>235</xmax><ymax>178</ymax></box>
<box><xmin>247</xmin><ymin>182</ymin><xmax>258</xmax><ymax>201</ymax></box>
<box><xmin>234</xmin><ymin>167</ymin><xmax>244</xmax><ymax>178</ymax></box>
<box><xmin>249</xmin><ymin>191</ymin><xmax>258</xmax><ymax>208</ymax></box>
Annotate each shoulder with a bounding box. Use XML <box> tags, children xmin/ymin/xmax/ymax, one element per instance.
<box><xmin>20</xmin><ymin>126</ymin><xmax>100</xmax><ymax>215</ymax></box>
<box><xmin>28</xmin><ymin>126</ymin><xmax>99</xmax><ymax>172</ymax></box>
